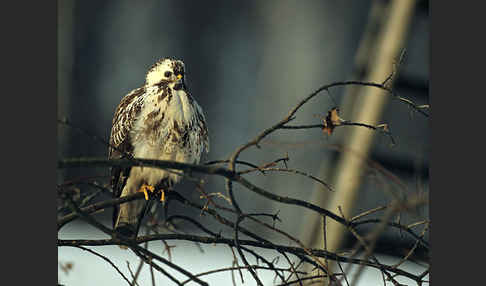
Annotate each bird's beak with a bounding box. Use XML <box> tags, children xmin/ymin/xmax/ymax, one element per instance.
<box><xmin>171</xmin><ymin>74</ymin><xmax>183</xmax><ymax>83</ymax></box>
<box><xmin>177</xmin><ymin>74</ymin><xmax>187</xmax><ymax>89</ymax></box>
<box><xmin>173</xmin><ymin>74</ymin><xmax>186</xmax><ymax>90</ymax></box>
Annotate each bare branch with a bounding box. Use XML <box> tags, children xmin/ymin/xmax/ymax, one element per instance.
<box><xmin>58</xmin><ymin>233</ymin><xmax>423</xmax><ymax>282</ymax></box>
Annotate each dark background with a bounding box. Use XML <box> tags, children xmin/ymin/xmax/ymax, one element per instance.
<box><xmin>57</xmin><ymin>1</ymin><xmax>429</xmax><ymax>284</ymax></box>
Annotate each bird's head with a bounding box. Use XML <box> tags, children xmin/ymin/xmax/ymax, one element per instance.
<box><xmin>145</xmin><ymin>58</ymin><xmax>186</xmax><ymax>90</ymax></box>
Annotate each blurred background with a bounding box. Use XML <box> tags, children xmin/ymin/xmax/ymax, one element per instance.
<box><xmin>58</xmin><ymin>0</ymin><xmax>429</xmax><ymax>285</ymax></box>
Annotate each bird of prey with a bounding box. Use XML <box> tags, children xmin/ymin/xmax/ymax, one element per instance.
<box><xmin>109</xmin><ymin>58</ymin><xmax>209</xmax><ymax>238</ymax></box>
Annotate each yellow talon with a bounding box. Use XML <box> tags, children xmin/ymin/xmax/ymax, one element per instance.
<box><xmin>138</xmin><ymin>184</ymin><xmax>155</xmax><ymax>200</ymax></box>
<box><xmin>160</xmin><ymin>190</ymin><xmax>165</xmax><ymax>202</ymax></box>
<box><xmin>137</xmin><ymin>184</ymin><xmax>166</xmax><ymax>202</ymax></box>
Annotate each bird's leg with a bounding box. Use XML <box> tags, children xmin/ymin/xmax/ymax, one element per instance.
<box><xmin>138</xmin><ymin>183</ymin><xmax>155</xmax><ymax>200</ymax></box>
<box><xmin>159</xmin><ymin>189</ymin><xmax>165</xmax><ymax>202</ymax></box>
<box><xmin>152</xmin><ymin>188</ymin><xmax>165</xmax><ymax>203</ymax></box>
<box><xmin>156</xmin><ymin>181</ymin><xmax>172</xmax><ymax>203</ymax></box>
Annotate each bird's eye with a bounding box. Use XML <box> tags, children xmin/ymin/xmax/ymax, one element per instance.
<box><xmin>164</xmin><ymin>71</ymin><xmax>172</xmax><ymax>77</ymax></box>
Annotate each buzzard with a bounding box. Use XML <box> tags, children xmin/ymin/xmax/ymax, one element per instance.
<box><xmin>109</xmin><ymin>58</ymin><xmax>209</xmax><ymax>238</ymax></box>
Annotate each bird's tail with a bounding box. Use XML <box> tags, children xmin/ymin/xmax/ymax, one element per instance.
<box><xmin>114</xmin><ymin>199</ymin><xmax>152</xmax><ymax>249</ymax></box>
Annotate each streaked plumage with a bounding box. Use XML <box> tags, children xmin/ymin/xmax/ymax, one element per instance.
<box><xmin>109</xmin><ymin>58</ymin><xmax>209</xmax><ymax>237</ymax></box>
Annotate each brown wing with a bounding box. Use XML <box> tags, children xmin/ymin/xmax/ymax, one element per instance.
<box><xmin>109</xmin><ymin>87</ymin><xmax>145</xmax><ymax>228</ymax></box>
<box><xmin>194</xmin><ymin>98</ymin><xmax>210</xmax><ymax>154</ymax></box>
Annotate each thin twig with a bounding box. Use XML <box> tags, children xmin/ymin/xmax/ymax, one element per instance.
<box><xmin>392</xmin><ymin>223</ymin><xmax>429</xmax><ymax>268</ymax></box>
<box><xmin>239</xmin><ymin>167</ymin><xmax>333</xmax><ymax>192</ymax></box>
<box><xmin>126</xmin><ymin>262</ymin><xmax>141</xmax><ymax>286</ymax></box>
<box><xmin>180</xmin><ymin>265</ymin><xmax>307</xmax><ymax>285</ymax></box>
<box><xmin>76</xmin><ymin>246</ymin><xmax>132</xmax><ymax>286</ymax></box>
